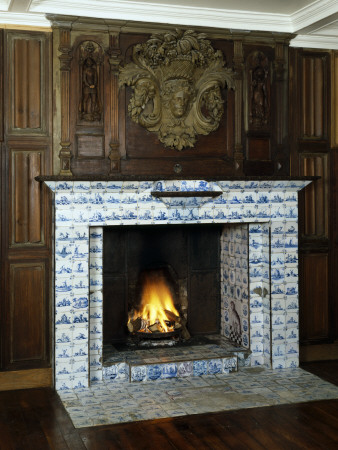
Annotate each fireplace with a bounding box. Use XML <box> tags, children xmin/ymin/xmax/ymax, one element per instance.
<box><xmin>44</xmin><ymin>177</ymin><xmax>311</xmax><ymax>390</ymax></box>
<box><xmin>103</xmin><ymin>224</ymin><xmax>222</xmax><ymax>344</ymax></box>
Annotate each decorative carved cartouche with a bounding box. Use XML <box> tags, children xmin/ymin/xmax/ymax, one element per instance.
<box><xmin>119</xmin><ymin>29</ymin><xmax>235</xmax><ymax>151</ymax></box>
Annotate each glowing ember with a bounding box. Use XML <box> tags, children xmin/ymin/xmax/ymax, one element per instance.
<box><xmin>128</xmin><ymin>271</ymin><xmax>179</xmax><ymax>334</ymax></box>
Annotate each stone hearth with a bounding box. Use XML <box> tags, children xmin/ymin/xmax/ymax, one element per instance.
<box><xmin>44</xmin><ymin>178</ymin><xmax>311</xmax><ymax>390</ymax></box>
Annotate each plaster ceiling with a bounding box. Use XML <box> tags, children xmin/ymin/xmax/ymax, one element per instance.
<box><xmin>0</xmin><ymin>0</ymin><xmax>337</xmax><ymax>49</ymax></box>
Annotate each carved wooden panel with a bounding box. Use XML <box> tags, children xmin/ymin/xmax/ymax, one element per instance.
<box><xmin>0</xmin><ymin>30</ymin><xmax>3</xmax><ymax>142</ymax></box>
<box><xmin>333</xmin><ymin>52</ymin><xmax>338</xmax><ymax>148</ymax></box>
<box><xmin>332</xmin><ymin>149</ymin><xmax>338</xmax><ymax>340</ymax></box>
<box><xmin>77</xmin><ymin>135</ymin><xmax>105</xmax><ymax>159</ymax></box>
<box><xmin>299</xmin><ymin>253</ymin><xmax>329</xmax><ymax>342</ymax></box>
<box><xmin>301</xmin><ymin>54</ymin><xmax>328</xmax><ymax>139</ymax></box>
<box><xmin>6</xmin><ymin>32</ymin><xmax>50</xmax><ymax>136</ymax></box>
<box><xmin>9</xmin><ymin>262</ymin><xmax>48</xmax><ymax>365</ymax></box>
<box><xmin>10</xmin><ymin>148</ymin><xmax>45</xmax><ymax>245</ymax></box>
<box><xmin>300</xmin><ymin>154</ymin><xmax>328</xmax><ymax>238</ymax></box>
<box><xmin>118</xmin><ymin>33</ymin><xmax>235</xmax><ymax>176</ymax></box>
<box><xmin>69</xmin><ymin>36</ymin><xmax>111</xmax><ymax>175</ymax></box>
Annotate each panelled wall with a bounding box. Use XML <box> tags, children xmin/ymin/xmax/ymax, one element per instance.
<box><xmin>290</xmin><ymin>48</ymin><xmax>337</xmax><ymax>349</ymax></box>
<box><xmin>0</xmin><ymin>30</ymin><xmax>53</xmax><ymax>386</ymax></box>
<box><xmin>0</xmin><ymin>23</ymin><xmax>337</xmax><ymax>387</ymax></box>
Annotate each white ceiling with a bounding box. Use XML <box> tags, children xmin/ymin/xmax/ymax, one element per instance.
<box><xmin>0</xmin><ymin>0</ymin><xmax>337</xmax><ymax>49</ymax></box>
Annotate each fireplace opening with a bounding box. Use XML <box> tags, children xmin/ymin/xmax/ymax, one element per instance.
<box><xmin>103</xmin><ymin>224</ymin><xmax>222</xmax><ymax>348</ymax></box>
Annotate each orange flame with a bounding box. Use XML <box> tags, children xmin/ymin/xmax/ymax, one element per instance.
<box><xmin>129</xmin><ymin>272</ymin><xmax>179</xmax><ymax>333</ymax></box>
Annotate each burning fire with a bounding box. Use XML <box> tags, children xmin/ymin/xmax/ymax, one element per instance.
<box><xmin>128</xmin><ymin>271</ymin><xmax>179</xmax><ymax>334</ymax></box>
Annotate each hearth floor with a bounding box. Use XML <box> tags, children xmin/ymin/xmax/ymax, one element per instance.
<box><xmin>58</xmin><ymin>367</ymin><xmax>338</xmax><ymax>428</ymax></box>
<box><xmin>102</xmin><ymin>335</ymin><xmax>247</xmax><ymax>382</ymax></box>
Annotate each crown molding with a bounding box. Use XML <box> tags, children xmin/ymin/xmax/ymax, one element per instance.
<box><xmin>291</xmin><ymin>0</ymin><xmax>338</xmax><ymax>32</ymax></box>
<box><xmin>30</xmin><ymin>0</ymin><xmax>293</xmax><ymax>32</ymax></box>
<box><xmin>0</xmin><ymin>11</ymin><xmax>50</xmax><ymax>27</ymax></box>
<box><xmin>290</xmin><ymin>34</ymin><xmax>338</xmax><ymax>49</ymax></box>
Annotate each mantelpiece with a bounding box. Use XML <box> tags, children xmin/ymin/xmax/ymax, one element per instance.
<box><xmin>39</xmin><ymin>176</ymin><xmax>314</xmax><ymax>389</ymax></box>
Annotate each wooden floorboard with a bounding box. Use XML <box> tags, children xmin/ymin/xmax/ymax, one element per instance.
<box><xmin>0</xmin><ymin>361</ymin><xmax>337</xmax><ymax>449</ymax></box>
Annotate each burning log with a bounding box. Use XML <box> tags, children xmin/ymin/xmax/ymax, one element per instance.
<box><xmin>149</xmin><ymin>322</ymin><xmax>162</xmax><ymax>333</ymax></box>
<box><xmin>178</xmin><ymin>316</ymin><xmax>190</xmax><ymax>340</ymax></box>
<box><xmin>127</xmin><ymin>317</ymin><xmax>142</xmax><ymax>333</ymax></box>
<box><xmin>164</xmin><ymin>309</ymin><xmax>179</xmax><ymax>322</ymax></box>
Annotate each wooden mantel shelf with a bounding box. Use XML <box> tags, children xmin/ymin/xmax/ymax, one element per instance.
<box><xmin>36</xmin><ymin>175</ymin><xmax>319</xmax><ymax>183</ymax></box>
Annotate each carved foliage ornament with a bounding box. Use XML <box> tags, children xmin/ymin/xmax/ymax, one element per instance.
<box><xmin>119</xmin><ymin>29</ymin><xmax>235</xmax><ymax>150</ymax></box>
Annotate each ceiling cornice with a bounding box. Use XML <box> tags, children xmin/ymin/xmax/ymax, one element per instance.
<box><xmin>290</xmin><ymin>34</ymin><xmax>338</xmax><ymax>49</ymax></box>
<box><xmin>30</xmin><ymin>0</ymin><xmax>294</xmax><ymax>32</ymax></box>
<box><xmin>291</xmin><ymin>0</ymin><xmax>338</xmax><ymax>31</ymax></box>
<box><xmin>0</xmin><ymin>11</ymin><xmax>50</xmax><ymax>27</ymax></box>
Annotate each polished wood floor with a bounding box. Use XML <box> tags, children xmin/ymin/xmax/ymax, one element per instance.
<box><xmin>0</xmin><ymin>361</ymin><xmax>337</xmax><ymax>450</ymax></box>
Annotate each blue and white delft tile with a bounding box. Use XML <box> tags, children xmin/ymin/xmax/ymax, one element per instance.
<box><xmin>146</xmin><ymin>364</ymin><xmax>162</xmax><ymax>381</ymax></box>
<box><xmin>55</xmin><ymin>329</ymin><xmax>72</xmax><ymax>344</ymax></box>
<box><xmin>73</xmin><ymin>309</ymin><xmax>89</xmax><ymax>325</ymax></box>
<box><xmin>106</xmin><ymin>181</ymin><xmax>123</xmax><ymax>192</ymax></box>
<box><xmin>56</xmin><ymin>344</ymin><xmax>72</xmax><ymax>360</ymax></box>
<box><xmin>177</xmin><ymin>361</ymin><xmax>193</xmax><ymax>377</ymax></box>
<box><xmin>73</xmin><ymin>326</ymin><xmax>89</xmax><ymax>342</ymax></box>
<box><xmin>90</xmin><ymin>181</ymin><xmax>107</xmax><ymax>191</ymax></box>
<box><xmin>55</xmin><ymin>181</ymin><xmax>73</xmax><ymax>192</ymax></box>
<box><xmin>73</xmin><ymin>261</ymin><xmax>88</xmax><ymax>278</ymax></box>
<box><xmin>73</xmin><ymin>277</ymin><xmax>88</xmax><ymax>293</ymax></box>
<box><xmin>130</xmin><ymin>365</ymin><xmax>147</xmax><ymax>382</ymax></box>
<box><xmin>272</xmin><ymin>329</ymin><xmax>286</xmax><ymax>343</ymax></box>
<box><xmin>90</xmin><ymin>369</ymin><xmax>103</xmax><ymax>383</ymax></box>
<box><xmin>90</xmin><ymin>290</ymin><xmax>103</xmax><ymax>305</ymax></box>
<box><xmin>193</xmin><ymin>360</ymin><xmax>208</xmax><ymax>376</ymax></box>
<box><xmin>286</xmin><ymin>297</ymin><xmax>298</xmax><ymax>312</ymax></box>
<box><xmin>55</xmin><ymin>260</ymin><xmax>73</xmax><ymax>278</ymax></box>
<box><xmin>286</xmin><ymin>312</ymin><xmax>299</xmax><ymax>326</ymax></box>
<box><xmin>222</xmin><ymin>356</ymin><xmax>237</xmax><ymax>372</ymax></box>
<box><xmin>55</xmin><ymin>242</ymin><xmax>74</xmax><ymax>261</ymax></box>
<box><xmin>208</xmin><ymin>359</ymin><xmax>222</xmax><ymax>375</ymax></box>
<box><xmin>55</xmin><ymin>310</ymin><xmax>73</xmax><ymax>327</ymax></box>
<box><xmin>55</xmin><ymin>226</ymin><xmax>75</xmax><ymax>242</ymax></box>
<box><xmin>73</xmin><ymin>182</ymin><xmax>90</xmax><ymax>192</ymax></box>
<box><xmin>162</xmin><ymin>363</ymin><xmax>178</xmax><ymax>379</ymax></box>
<box><xmin>286</xmin><ymin>328</ymin><xmax>298</xmax><ymax>342</ymax></box>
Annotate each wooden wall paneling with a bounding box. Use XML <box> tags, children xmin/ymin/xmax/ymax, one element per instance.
<box><xmin>8</xmin><ymin>261</ymin><xmax>49</xmax><ymax>367</ymax></box>
<box><xmin>299</xmin><ymin>253</ymin><xmax>329</xmax><ymax>342</ymax></box>
<box><xmin>10</xmin><ymin>146</ymin><xmax>46</xmax><ymax>246</ymax></box>
<box><xmin>1</xmin><ymin>30</ymin><xmax>53</xmax><ymax>373</ymax></box>
<box><xmin>290</xmin><ymin>48</ymin><xmax>333</xmax><ymax>346</ymax></box>
<box><xmin>300</xmin><ymin>154</ymin><xmax>328</xmax><ymax>238</ymax></box>
<box><xmin>0</xmin><ymin>30</ymin><xmax>3</xmax><ymax>142</ymax></box>
<box><xmin>6</xmin><ymin>31</ymin><xmax>50</xmax><ymax>136</ymax></box>
<box><xmin>332</xmin><ymin>149</ymin><xmax>338</xmax><ymax>341</ymax></box>
<box><xmin>332</xmin><ymin>52</ymin><xmax>338</xmax><ymax>147</ymax></box>
<box><xmin>331</xmin><ymin>54</ymin><xmax>338</xmax><ymax>341</ymax></box>
<box><xmin>301</xmin><ymin>54</ymin><xmax>327</xmax><ymax>139</ymax></box>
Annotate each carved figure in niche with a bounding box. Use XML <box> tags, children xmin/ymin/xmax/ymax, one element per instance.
<box><xmin>78</xmin><ymin>41</ymin><xmax>102</xmax><ymax>121</ymax></box>
<box><xmin>119</xmin><ymin>29</ymin><xmax>234</xmax><ymax>151</ymax></box>
<box><xmin>248</xmin><ymin>51</ymin><xmax>270</xmax><ymax>128</ymax></box>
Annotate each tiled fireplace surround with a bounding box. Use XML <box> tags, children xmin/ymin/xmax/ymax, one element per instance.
<box><xmin>44</xmin><ymin>178</ymin><xmax>311</xmax><ymax>391</ymax></box>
